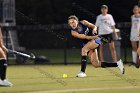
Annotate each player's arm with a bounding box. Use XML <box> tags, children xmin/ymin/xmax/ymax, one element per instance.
<box><xmin>80</xmin><ymin>20</ymin><xmax>97</xmax><ymax>34</ymax></box>
<box><xmin>112</xmin><ymin>26</ymin><xmax>118</xmax><ymax>40</ymax></box>
<box><xmin>110</xmin><ymin>15</ymin><xmax>118</xmax><ymax>40</ymax></box>
<box><xmin>71</xmin><ymin>31</ymin><xmax>98</xmax><ymax>40</ymax></box>
<box><xmin>0</xmin><ymin>28</ymin><xmax>8</xmax><ymax>52</ymax></box>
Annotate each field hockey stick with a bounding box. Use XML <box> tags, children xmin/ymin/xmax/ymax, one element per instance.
<box><xmin>8</xmin><ymin>50</ymin><xmax>35</xmax><ymax>60</ymax></box>
<box><xmin>92</xmin><ymin>33</ymin><xmax>111</xmax><ymax>43</ymax></box>
<box><xmin>99</xmin><ymin>35</ymin><xmax>122</xmax><ymax>43</ymax></box>
<box><xmin>93</xmin><ymin>31</ymin><xmax>122</xmax><ymax>44</ymax></box>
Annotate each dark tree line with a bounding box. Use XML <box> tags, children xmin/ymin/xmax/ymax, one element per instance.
<box><xmin>16</xmin><ymin>0</ymin><xmax>138</xmax><ymax>25</ymax></box>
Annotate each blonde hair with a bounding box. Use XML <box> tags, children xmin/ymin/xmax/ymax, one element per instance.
<box><xmin>133</xmin><ymin>5</ymin><xmax>139</xmax><ymax>9</ymax></box>
<box><xmin>68</xmin><ymin>15</ymin><xmax>79</xmax><ymax>21</ymax></box>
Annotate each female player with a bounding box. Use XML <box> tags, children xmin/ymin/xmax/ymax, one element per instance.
<box><xmin>68</xmin><ymin>15</ymin><xmax>125</xmax><ymax>77</ymax></box>
<box><xmin>95</xmin><ymin>5</ymin><xmax>118</xmax><ymax>63</ymax></box>
<box><xmin>0</xmin><ymin>27</ymin><xmax>13</xmax><ymax>86</ymax></box>
<box><xmin>130</xmin><ymin>5</ymin><xmax>140</xmax><ymax>65</ymax></box>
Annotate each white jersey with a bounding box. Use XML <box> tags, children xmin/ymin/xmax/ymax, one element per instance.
<box><xmin>130</xmin><ymin>15</ymin><xmax>140</xmax><ymax>41</ymax></box>
<box><xmin>95</xmin><ymin>14</ymin><xmax>115</xmax><ymax>35</ymax></box>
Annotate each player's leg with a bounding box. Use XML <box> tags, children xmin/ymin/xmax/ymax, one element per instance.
<box><xmin>90</xmin><ymin>50</ymin><xmax>117</xmax><ymax>68</ymax></box>
<box><xmin>107</xmin><ymin>41</ymin><xmax>124</xmax><ymax>74</ymax></box>
<box><xmin>99</xmin><ymin>33</ymin><xmax>112</xmax><ymax>62</ymax></box>
<box><xmin>108</xmin><ymin>41</ymin><xmax>117</xmax><ymax>62</ymax></box>
<box><xmin>99</xmin><ymin>45</ymin><xmax>104</xmax><ymax>61</ymax></box>
<box><xmin>0</xmin><ymin>48</ymin><xmax>12</xmax><ymax>86</ymax></box>
<box><xmin>88</xmin><ymin>49</ymin><xmax>100</xmax><ymax>68</ymax></box>
<box><xmin>89</xmin><ymin>49</ymin><xmax>125</xmax><ymax>74</ymax></box>
<box><xmin>137</xmin><ymin>47</ymin><xmax>140</xmax><ymax>67</ymax></box>
<box><xmin>137</xmin><ymin>47</ymin><xmax>140</xmax><ymax>55</ymax></box>
<box><xmin>84</xmin><ymin>40</ymin><xmax>117</xmax><ymax>68</ymax></box>
<box><xmin>77</xmin><ymin>40</ymin><xmax>99</xmax><ymax>77</ymax></box>
<box><xmin>131</xmin><ymin>41</ymin><xmax>138</xmax><ymax>64</ymax></box>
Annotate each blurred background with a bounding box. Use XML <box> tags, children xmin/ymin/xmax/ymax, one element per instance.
<box><xmin>0</xmin><ymin>0</ymin><xmax>139</xmax><ymax>65</ymax></box>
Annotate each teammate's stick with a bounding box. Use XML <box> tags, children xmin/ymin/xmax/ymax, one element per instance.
<box><xmin>8</xmin><ymin>50</ymin><xmax>35</xmax><ymax>60</ymax></box>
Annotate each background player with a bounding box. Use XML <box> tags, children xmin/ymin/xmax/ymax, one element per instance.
<box><xmin>95</xmin><ymin>5</ymin><xmax>118</xmax><ymax>63</ymax></box>
<box><xmin>68</xmin><ymin>15</ymin><xmax>125</xmax><ymax>77</ymax></box>
<box><xmin>0</xmin><ymin>27</ymin><xmax>13</xmax><ymax>86</ymax></box>
<box><xmin>130</xmin><ymin>5</ymin><xmax>140</xmax><ymax>66</ymax></box>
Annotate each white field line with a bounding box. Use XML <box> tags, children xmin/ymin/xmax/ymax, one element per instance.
<box><xmin>27</xmin><ymin>86</ymin><xmax>140</xmax><ymax>93</ymax></box>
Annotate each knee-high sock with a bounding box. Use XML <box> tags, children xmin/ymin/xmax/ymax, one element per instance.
<box><xmin>132</xmin><ymin>51</ymin><xmax>137</xmax><ymax>63</ymax></box>
<box><xmin>0</xmin><ymin>59</ymin><xmax>7</xmax><ymax>80</ymax></box>
<box><xmin>81</xmin><ymin>56</ymin><xmax>87</xmax><ymax>72</ymax></box>
<box><xmin>101</xmin><ymin>62</ymin><xmax>117</xmax><ymax>68</ymax></box>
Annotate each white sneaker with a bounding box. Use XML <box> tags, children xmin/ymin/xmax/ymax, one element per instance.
<box><xmin>117</xmin><ymin>59</ymin><xmax>125</xmax><ymax>74</ymax></box>
<box><xmin>77</xmin><ymin>71</ymin><xmax>87</xmax><ymax>77</ymax></box>
<box><xmin>0</xmin><ymin>79</ymin><xmax>13</xmax><ymax>87</ymax></box>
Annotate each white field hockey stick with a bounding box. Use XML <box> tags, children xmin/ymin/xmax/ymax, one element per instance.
<box><xmin>8</xmin><ymin>50</ymin><xmax>35</xmax><ymax>60</ymax></box>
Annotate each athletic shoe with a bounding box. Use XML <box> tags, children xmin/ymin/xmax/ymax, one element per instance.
<box><xmin>117</xmin><ymin>59</ymin><xmax>125</xmax><ymax>74</ymax></box>
<box><xmin>76</xmin><ymin>71</ymin><xmax>87</xmax><ymax>77</ymax></box>
<box><xmin>0</xmin><ymin>79</ymin><xmax>13</xmax><ymax>87</ymax></box>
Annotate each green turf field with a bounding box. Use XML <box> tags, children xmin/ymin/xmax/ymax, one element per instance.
<box><xmin>0</xmin><ymin>65</ymin><xmax>140</xmax><ymax>93</ymax></box>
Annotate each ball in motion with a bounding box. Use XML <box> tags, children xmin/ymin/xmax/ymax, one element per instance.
<box><xmin>62</xmin><ymin>74</ymin><xmax>68</xmax><ymax>78</ymax></box>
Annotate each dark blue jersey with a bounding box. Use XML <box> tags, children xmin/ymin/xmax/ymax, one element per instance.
<box><xmin>71</xmin><ymin>22</ymin><xmax>93</xmax><ymax>46</ymax></box>
<box><xmin>71</xmin><ymin>22</ymin><xmax>92</xmax><ymax>36</ymax></box>
<box><xmin>71</xmin><ymin>22</ymin><xmax>102</xmax><ymax>46</ymax></box>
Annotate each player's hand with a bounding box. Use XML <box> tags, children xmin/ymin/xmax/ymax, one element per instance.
<box><xmin>92</xmin><ymin>35</ymin><xmax>99</xmax><ymax>39</ymax></box>
<box><xmin>92</xmin><ymin>30</ymin><xmax>97</xmax><ymax>34</ymax></box>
